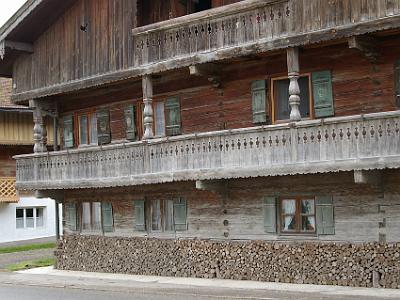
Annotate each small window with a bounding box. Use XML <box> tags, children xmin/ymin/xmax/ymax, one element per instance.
<box><xmin>154</xmin><ymin>102</ymin><xmax>166</xmax><ymax>137</ymax></box>
<box><xmin>280</xmin><ymin>197</ymin><xmax>316</xmax><ymax>234</ymax></box>
<box><xmin>78</xmin><ymin>113</ymin><xmax>98</xmax><ymax>146</ymax></box>
<box><xmin>272</xmin><ymin>75</ymin><xmax>312</xmax><ymax>123</ymax></box>
<box><xmin>82</xmin><ymin>202</ymin><xmax>102</xmax><ymax>232</ymax></box>
<box><xmin>150</xmin><ymin>199</ymin><xmax>179</xmax><ymax>232</ymax></box>
<box><xmin>16</xmin><ymin>208</ymin><xmax>44</xmax><ymax>229</ymax></box>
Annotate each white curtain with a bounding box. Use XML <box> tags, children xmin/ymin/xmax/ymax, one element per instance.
<box><xmin>283</xmin><ymin>199</ymin><xmax>296</xmax><ymax>231</ymax></box>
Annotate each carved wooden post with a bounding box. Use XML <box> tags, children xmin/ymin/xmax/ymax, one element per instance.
<box><xmin>287</xmin><ymin>47</ymin><xmax>301</xmax><ymax>121</ymax></box>
<box><xmin>30</xmin><ymin>100</ymin><xmax>47</xmax><ymax>153</ymax></box>
<box><xmin>142</xmin><ymin>75</ymin><xmax>154</xmax><ymax>139</ymax></box>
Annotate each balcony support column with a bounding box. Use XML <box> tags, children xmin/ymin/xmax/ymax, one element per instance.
<box><xmin>287</xmin><ymin>47</ymin><xmax>301</xmax><ymax>122</ymax></box>
<box><xmin>142</xmin><ymin>75</ymin><xmax>154</xmax><ymax>140</ymax></box>
<box><xmin>30</xmin><ymin>100</ymin><xmax>47</xmax><ymax>153</ymax></box>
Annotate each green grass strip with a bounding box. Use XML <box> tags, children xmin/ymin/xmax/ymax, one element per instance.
<box><xmin>5</xmin><ymin>258</ymin><xmax>55</xmax><ymax>272</ymax></box>
<box><xmin>0</xmin><ymin>242</ymin><xmax>56</xmax><ymax>254</ymax></box>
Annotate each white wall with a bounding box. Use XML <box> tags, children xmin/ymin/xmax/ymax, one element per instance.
<box><xmin>0</xmin><ymin>197</ymin><xmax>62</xmax><ymax>244</ymax></box>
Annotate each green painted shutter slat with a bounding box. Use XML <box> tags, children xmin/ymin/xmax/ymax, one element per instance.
<box><xmin>101</xmin><ymin>202</ymin><xmax>114</xmax><ymax>233</ymax></box>
<box><xmin>63</xmin><ymin>115</ymin><xmax>74</xmax><ymax>149</ymax></box>
<box><xmin>173</xmin><ymin>198</ymin><xmax>187</xmax><ymax>231</ymax></box>
<box><xmin>251</xmin><ymin>80</ymin><xmax>267</xmax><ymax>124</ymax></box>
<box><xmin>395</xmin><ymin>60</ymin><xmax>400</xmax><ymax>107</ymax></box>
<box><xmin>316</xmin><ymin>196</ymin><xmax>335</xmax><ymax>235</ymax></box>
<box><xmin>312</xmin><ymin>70</ymin><xmax>335</xmax><ymax>118</ymax></box>
<box><xmin>124</xmin><ymin>105</ymin><xmax>137</xmax><ymax>141</ymax></box>
<box><xmin>263</xmin><ymin>196</ymin><xmax>277</xmax><ymax>233</ymax></box>
<box><xmin>67</xmin><ymin>202</ymin><xmax>77</xmax><ymax>231</ymax></box>
<box><xmin>165</xmin><ymin>97</ymin><xmax>181</xmax><ymax>136</ymax></box>
<box><xmin>134</xmin><ymin>200</ymin><xmax>146</xmax><ymax>231</ymax></box>
<box><xmin>97</xmin><ymin>110</ymin><xmax>111</xmax><ymax>145</ymax></box>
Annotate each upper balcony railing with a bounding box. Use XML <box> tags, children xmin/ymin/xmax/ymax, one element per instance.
<box><xmin>132</xmin><ymin>0</ymin><xmax>400</xmax><ymax>69</ymax></box>
<box><xmin>15</xmin><ymin>111</ymin><xmax>400</xmax><ymax>191</ymax></box>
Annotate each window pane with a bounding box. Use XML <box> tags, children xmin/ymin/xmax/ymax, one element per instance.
<box><xmin>82</xmin><ymin>202</ymin><xmax>91</xmax><ymax>230</ymax></box>
<box><xmin>275</xmin><ymin>79</ymin><xmax>290</xmax><ymax>121</ymax></box>
<box><xmin>79</xmin><ymin>115</ymin><xmax>88</xmax><ymax>145</ymax></box>
<box><xmin>275</xmin><ymin>77</ymin><xmax>310</xmax><ymax>121</ymax></box>
<box><xmin>90</xmin><ymin>114</ymin><xmax>98</xmax><ymax>145</ymax></box>
<box><xmin>155</xmin><ymin>102</ymin><xmax>166</xmax><ymax>137</ymax></box>
<box><xmin>301</xmin><ymin>199</ymin><xmax>315</xmax><ymax>214</ymax></box>
<box><xmin>299</xmin><ymin>77</ymin><xmax>310</xmax><ymax>118</ymax></box>
<box><xmin>26</xmin><ymin>208</ymin><xmax>34</xmax><ymax>218</ymax></box>
<box><xmin>36</xmin><ymin>208</ymin><xmax>44</xmax><ymax>227</ymax></box>
<box><xmin>302</xmin><ymin>216</ymin><xmax>316</xmax><ymax>232</ymax></box>
<box><xmin>16</xmin><ymin>208</ymin><xmax>24</xmax><ymax>218</ymax></box>
<box><xmin>26</xmin><ymin>217</ymin><xmax>34</xmax><ymax>228</ymax></box>
<box><xmin>16</xmin><ymin>218</ymin><xmax>24</xmax><ymax>229</ymax></box>
<box><xmin>151</xmin><ymin>200</ymin><xmax>161</xmax><ymax>231</ymax></box>
<box><xmin>164</xmin><ymin>200</ymin><xmax>174</xmax><ymax>232</ymax></box>
<box><xmin>92</xmin><ymin>202</ymin><xmax>102</xmax><ymax>231</ymax></box>
<box><xmin>282</xmin><ymin>199</ymin><xmax>297</xmax><ymax>232</ymax></box>
<box><xmin>282</xmin><ymin>199</ymin><xmax>296</xmax><ymax>214</ymax></box>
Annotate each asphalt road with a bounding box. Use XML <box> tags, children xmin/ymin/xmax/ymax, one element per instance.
<box><xmin>0</xmin><ymin>281</ymin><xmax>395</xmax><ymax>300</ymax></box>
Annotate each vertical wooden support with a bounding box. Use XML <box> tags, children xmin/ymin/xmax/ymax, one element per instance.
<box><xmin>53</xmin><ymin>116</ymin><xmax>59</xmax><ymax>151</ymax></box>
<box><xmin>142</xmin><ymin>75</ymin><xmax>154</xmax><ymax>139</ymax></box>
<box><xmin>30</xmin><ymin>100</ymin><xmax>47</xmax><ymax>153</ymax></box>
<box><xmin>287</xmin><ymin>47</ymin><xmax>301</xmax><ymax>121</ymax></box>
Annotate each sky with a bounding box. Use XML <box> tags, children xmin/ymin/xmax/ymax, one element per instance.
<box><xmin>0</xmin><ymin>0</ymin><xmax>27</xmax><ymax>28</ymax></box>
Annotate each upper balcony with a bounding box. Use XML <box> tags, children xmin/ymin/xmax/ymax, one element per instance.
<box><xmin>15</xmin><ymin>111</ymin><xmax>400</xmax><ymax>191</ymax></box>
<box><xmin>132</xmin><ymin>0</ymin><xmax>400</xmax><ymax>70</ymax></box>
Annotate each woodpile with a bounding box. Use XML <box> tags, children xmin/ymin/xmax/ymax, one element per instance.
<box><xmin>55</xmin><ymin>236</ymin><xmax>400</xmax><ymax>289</ymax></box>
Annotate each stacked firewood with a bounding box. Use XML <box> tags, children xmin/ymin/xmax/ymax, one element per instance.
<box><xmin>55</xmin><ymin>236</ymin><xmax>400</xmax><ymax>289</ymax></box>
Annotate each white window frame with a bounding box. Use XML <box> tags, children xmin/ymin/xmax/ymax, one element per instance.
<box><xmin>16</xmin><ymin>207</ymin><xmax>45</xmax><ymax>230</ymax></box>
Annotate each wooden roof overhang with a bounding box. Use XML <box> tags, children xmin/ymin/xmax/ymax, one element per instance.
<box><xmin>0</xmin><ymin>0</ymin><xmax>77</xmax><ymax>77</ymax></box>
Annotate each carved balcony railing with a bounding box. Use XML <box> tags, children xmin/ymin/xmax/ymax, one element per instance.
<box><xmin>132</xmin><ymin>0</ymin><xmax>400</xmax><ymax>69</ymax></box>
<box><xmin>15</xmin><ymin>111</ymin><xmax>400</xmax><ymax>191</ymax></box>
<box><xmin>0</xmin><ymin>177</ymin><xmax>19</xmax><ymax>203</ymax></box>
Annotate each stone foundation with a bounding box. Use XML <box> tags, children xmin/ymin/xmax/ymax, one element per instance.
<box><xmin>56</xmin><ymin>235</ymin><xmax>400</xmax><ymax>289</ymax></box>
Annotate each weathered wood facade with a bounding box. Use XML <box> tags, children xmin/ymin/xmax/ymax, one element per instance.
<box><xmin>2</xmin><ymin>0</ymin><xmax>400</xmax><ymax>288</ymax></box>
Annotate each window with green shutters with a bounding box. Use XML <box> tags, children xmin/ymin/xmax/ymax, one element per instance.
<box><xmin>251</xmin><ymin>80</ymin><xmax>268</xmax><ymax>124</ymax></box>
<box><xmin>97</xmin><ymin>110</ymin><xmax>111</xmax><ymax>145</ymax></box>
<box><xmin>312</xmin><ymin>70</ymin><xmax>335</xmax><ymax>118</ymax></box>
<box><xmin>316</xmin><ymin>196</ymin><xmax>335</xmax><ymax>235</ymax></box>
<box><xmin>124</xmin><ymin>105</ymin><xmax>137</xmax><ymax>141</ymax></box>
<box><xmin>134</xmin><ymin>200</ymin><xmax>146</xmax><ymax>231</ymax></box>
<box><xmin>395</xmin><ymin>60</ymin><xmax>400</xmax><ymax>108</ymax></box>
<box><xmin>165</xmin><ymin>97</ymin><xmax>181</xmax><ymax>136</ymax></box>
<box><xmin>63</xmin><ymin>115</ymin><xmax>74</xmax><ymax>149</ymax></box>
<box><xmin>101</xmin><ymin>202</ymin><xmax>114</xmax><ymax>233</ymax></box>
<box><xmin>66</xmin><ymin>202</ymin><xmax>77</xmax><ymax>231</ymax></box>
<box><xmin>173</xmin><ymin>198</ymin><xmax>187</xmax><ymax>231</ymax></box>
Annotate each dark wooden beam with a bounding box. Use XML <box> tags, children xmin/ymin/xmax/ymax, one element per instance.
<box><xmin>354</xmin><ymin>170</ymin><xmax>382</xmax><ymax>185</ymax></box>
<box><xmin>0</xmin><ymin>40</ymin><xmax>33</xmax><ymax>60</ymax></box>
<box><xmin>189</xmin><ymin>63</ymin><xmax>221</xmax><ymax>88</ymax></box>
<box><xmin>348</xmin><ymin>36</ymin><xmax>380</xmax><ymax>62</ymax></box>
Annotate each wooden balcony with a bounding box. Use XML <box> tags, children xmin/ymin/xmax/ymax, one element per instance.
<box><xmin>15</xmin><ymin>111</ymin><xmax>400</xmax><ymax>191</ymax></box>
<box><xmin>132</xmin><ymin>0</ymin><xmax>400</xmax><ymax>70</ymax></box>
<box><xmin>0</xmin><ymin>177</ymin><xmax>19</xmax><ymax>203</ymax></box>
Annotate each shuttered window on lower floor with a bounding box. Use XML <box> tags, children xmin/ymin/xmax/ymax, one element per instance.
<box><xmin>264</xmin><ymin>195</ymin><xmax>334</xmax><ymax>235</ymax></box>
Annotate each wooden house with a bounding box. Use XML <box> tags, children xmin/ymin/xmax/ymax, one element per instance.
<box><xmin>0</xmin><ymin>77</ymin><xmax>60</xmax><ymax>244</ymax></box>
<box><xmin>1</xmin><ymin>0</ymin><xmax>400</xmax><ymax>288</ymax></box>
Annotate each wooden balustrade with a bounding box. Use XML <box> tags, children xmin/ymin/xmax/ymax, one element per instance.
<box><xmin>15</xmin><ymin>111</ymin><xmax>400</xmax><ymax>191</ymax></box>
<box><xmin>0</xmin><ymin>177</ymin><xmax>18</xmax><ymax>203</ymax></box>
<box><xmin>132</xmin><ymin>0</ymin><xmax>400</xmax><ymax>69</ymax></box>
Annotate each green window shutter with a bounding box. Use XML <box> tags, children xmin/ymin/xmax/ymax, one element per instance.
<box><xmin>316</xmin><ymin>196</ymin><xmax>335</xmax><ymax>235</ymax></box>
<box><xmin>395</xmin><ymin>60</ymin><xmax>400</xmax><ymax>108</ymax></box>
<box><xmin>134</xmin><ymin>200</ymin><xmax>146</xmax><ymax>231</ymax></box>
<box><xmin>312</xmin><ymin>70</ymin><xmax>335</xmax><ymax>118</ymax></box>
<box><xmin>165</xmin><ymin>97</ymin><xmax>181</xmax><ymax>136</ymax></box>
<box><xmin>124</xmin><ymin>105</ymin><xmax>137</xmax><ymax>141</ymax></box>
<box><xmin>101</xmin><ymin>202</ymin><xmax>114</xmax><ymax>233</ymax></box>
<box><xmin>67</xmin><ymin>202</ymin><xmax>77</xmax><ymax>231</ymax></box>
<box><xmin>263</xmin><ymin>196</ymin><xmax>277</xmax><ymax>233</ymax></box>
<box><xmin>251</xmin><ymin>80</ymin><xmax>267</xmax><ymax>124</ymax></box>
<box><xmin>173</xmin><ymin>198</ymin><xmax>187</xmax><ymax>231</ymax></box>
<box><xmin>63</xmin><ymin>115</ymin><xmax>74</xmax><ymax>149</ymax></box>
<box><xmin>97</xmin><ymin>110</ymin><xmax>111</xmax><ymax>145</ymax></box>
